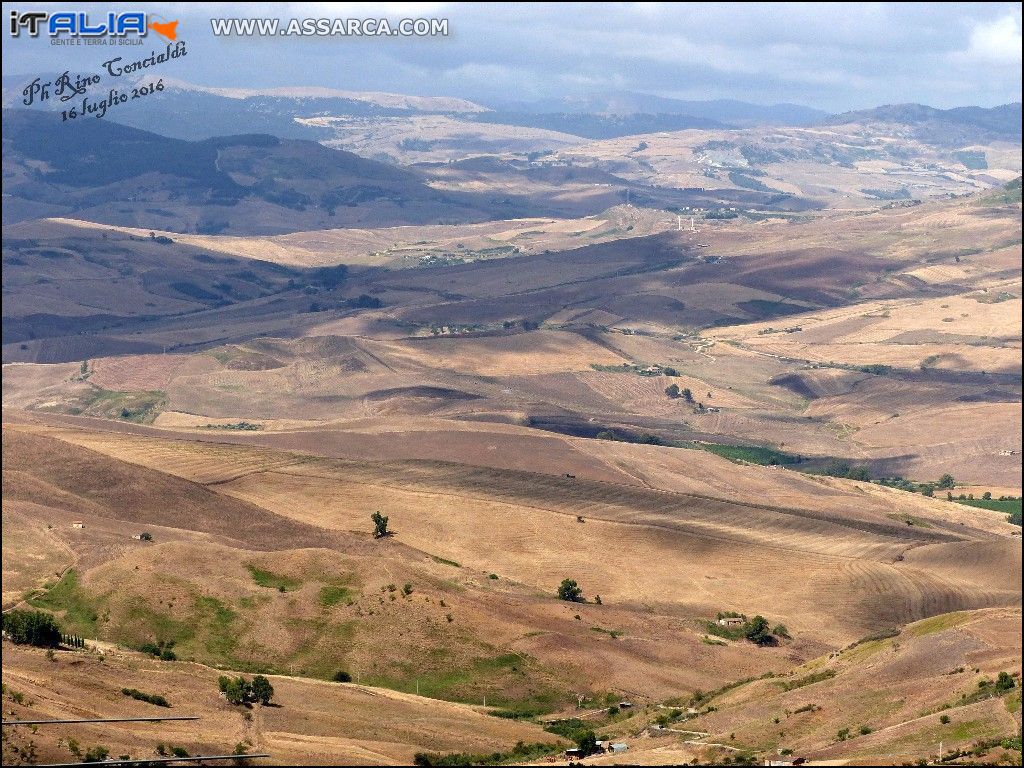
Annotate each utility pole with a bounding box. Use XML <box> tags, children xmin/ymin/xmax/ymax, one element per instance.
<box><xmin>677</xmin><ymin>215</ymin><xmax>682</xmax><ymax>231</ymax></box>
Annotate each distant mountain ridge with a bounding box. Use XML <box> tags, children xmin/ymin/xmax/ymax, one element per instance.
<box><xmin>0</xmin><ymin>109</ymin><xmax>521</xmax><ymax>234</ymax></box>
<box><xmin>824</xmin><ymin>102</ymin><xmax>1022</xmax><ymax>145</ymax></box>
<box><xmin>487</xmin><ymin>91</ymin><xmax>830</xmax><ymax>127</ymax></box>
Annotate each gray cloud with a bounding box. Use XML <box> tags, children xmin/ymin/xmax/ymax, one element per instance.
<box><xmin>3</xmin><ymin>2</ymin><xmax>1021</xmax><ymax>111</ymax></box>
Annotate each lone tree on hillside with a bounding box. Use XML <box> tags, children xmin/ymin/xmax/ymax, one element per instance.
<box><xmin>557</xmin><ymin>579</ymin><xmax>584</xmax><ymax>603</ymax></box>
<box><xmin>681</xmin><ymin>388</ymin><xmax>694</xmax><ymax>403</ymax></box>
<box><xmin>665</xmin><ymin>383</ymin><xmax>680</xmax><ymax>398</ymax></box>
<box><xmin>371</xmin><ymin>511</ymin><xmax>389</xmax><ymax>539</ymax></box>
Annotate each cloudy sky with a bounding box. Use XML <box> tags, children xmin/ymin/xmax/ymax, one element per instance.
<box><xmin>3</xmin><ymin>2</ymin><xmax>1021</xmax><ymax>111</ymax></box>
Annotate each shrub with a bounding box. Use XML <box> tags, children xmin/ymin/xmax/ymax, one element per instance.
<box><xmin>371</xmin><ymin>511</ymin><xmax>389</xmax><ymax>538</ymax></box>
<box><xmin>83</xmin><ymin>746</ymin><xmax>110</xmax><ymax>763</ymax></box>
<box><xmin>122</xmin><ymin>688</ymin><xmax>170</xmax><ymax>708</ymax></box>
<box><xmin>332</xmin><ymin>671</ymin><xmax>352</xmax><ymax>683</ymax></box>
<box><xmin>940</xmin><ymin>714</ymin><xmax>951</xmax><ymax>724</ymax></box>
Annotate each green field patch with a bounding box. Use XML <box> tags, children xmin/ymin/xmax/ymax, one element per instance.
<box><xmin>887</xmin><ymin>512</ymin><xmax>932</xmax><ymax>528</ymax></box>
<box><xmin>777</xmin><ymin>669</ymin><xmax>836</xmax><ymax>691</ymax></box>
<box><xmin>953</xmin><ymin>497</ymin><xmax>1022</xmax><ymax>527</ymax></box>
<box><xmin>193</xmin><ymin>596</ymin><xmax>239</xmax><ymax>657</ymax></box>
<box><xmin>954</xmin><ymin>150</ymin><xmax>988</xmax><ymax>170</ymax></box>
<box><xmin>115</xmin><ymin>596</ymin><xmax>196</xmax><ymax>649</ymax></box>
<box><xmin>26</xmin><ymin>569</ymin><xmax>100</xmax><ymax>636</ymax></box>
<box><xmin>245</xmin><ymin>564</ymin><xmax>302</xmax><ymax>592</ymax></box>
<box><xmin>904</xmin><ymin>611</ymin><xmax>971</xmax><ymax>638</ymax></box>
<box><xmin>978</xmin><ymin>177</ymin><xmax>1021</xmax><ymax>206</ymax></box>
<box><xmin>65</xmin><ymin>387</ymin><xmax>167</xmax><ymax>423</ymax></box>
<box><xmin>696</xmin><ymin>442</ymin><xmax>802</xmax><ymax>466</ymax></box>
<box><xmin>364</xmin><ymin>650</ymin><xmax>560</xmax><ymax>713</ymax></box>
<box><xmin>412</xmin><ymin>741</ymin><xmax>562</xmax><ymax>766</ymax></box>
<box><xmin>430</xmin><ymin>555</ymin><xmax>462</xmax><ymax>568</ymax></box>
<box><xmin>319</xmin><ymin>583</ymin><xmax>354</xmax><ymax>607</ymax></box>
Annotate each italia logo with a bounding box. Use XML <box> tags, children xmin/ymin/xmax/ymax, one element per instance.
<box><xmin>9</xmin><ymin>11</ymin><xmax>178</xmax><ymax>41</ymax></box>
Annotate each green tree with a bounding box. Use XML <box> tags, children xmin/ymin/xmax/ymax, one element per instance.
<box><xmin>371</xmin><ymin>511</ymin><xmax>389</xmax><ymax>538</ymax></box>
<box><xmin>982</xmin><ymin>491</ymin><xmax>992</xmax><ymax>500</ymax></box>
<box><xmin>681</xmin><ymin>388</ymin><xmax>694</xmax><ymax>403</ymax></box>
<box><xmin>846</xmin><ymin>466</ymin><xmax>871</xmax><ymax>482</ymax></box>
<box><xmin>222</xmin><ymin>677</ymin><xmax>250</xmax><ymax>705</ymax></box>
<box><xmin>332</xmin><ymin>670</ymin><xmax>352</xmax><ymax>683</ymax></box>
<box><xmin>995</xmin><ymin>671</ymin><xmax>1016</xmax><ymax>692</ymax></box>
<box><xmin>921</xmin><ymin>486</ymin><xmax>934</xmax><ymax>497</ymax></box>
<box><xmin>664</xmin><ymin>383</ymin><xmax>680</xmax><ymax>398</ymax></box>
<box><xmin>576</xmin><ymin>730</ymin><xmax>599</xmax><ymax>756</ymax></box>
<box><xmin>1</xmin><ymin>609</ymin><xmax>61</xmax><ymax>648</ymax></box>
<box><xmin>744</xmin><ymin>615</ymin><xmax>775</xmax><ymax>646</ymax></box>
<box><xmin>557</xmin><ymin>579</ymin><xmax>584</xmax><ymax>603</ymax></box>
<box><xmin>250</xmin><ymin>675</ymin><xmax>274</xmax><ymax>705</ymax></box>
<box><xmin>937</xmin><ymin>474</ymin><xmax>955</xmax><ymax>489</ymax></box>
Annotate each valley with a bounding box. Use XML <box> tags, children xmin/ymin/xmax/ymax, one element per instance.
<box><xmin>2</xmin><ymin>68</ymin><xmax>1020</xmax><ymax>767</ymax></box>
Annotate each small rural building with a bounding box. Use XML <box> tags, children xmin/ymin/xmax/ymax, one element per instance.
<box><xmin>618</xmin><ymin>701</ymin><xmax>633</xmax><ymax>709</ymax></box>
<box><xmin>564</xmin><ymin>747</ymin><xmax>584</xmax><ymax>758</ymax></box>
<box><xmin>610</xmin><ymin>743</ymin><xmax>628</xmax><ymax>753</ymax></box>
<box><xmin>71</xmin><ymin>521</ymin><xmax>85</xmax><ymax>529</ymax></box>
<box><xmin>718</xmin><ymin>616</ymin><xmax>744</xmax><ymax>626</ymax></box>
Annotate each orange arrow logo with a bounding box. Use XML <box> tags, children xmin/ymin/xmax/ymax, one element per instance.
<box><xmin>149</xmin><ymin>19</ymin><xmax>178</xmax><ymax>41</ymax></box>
